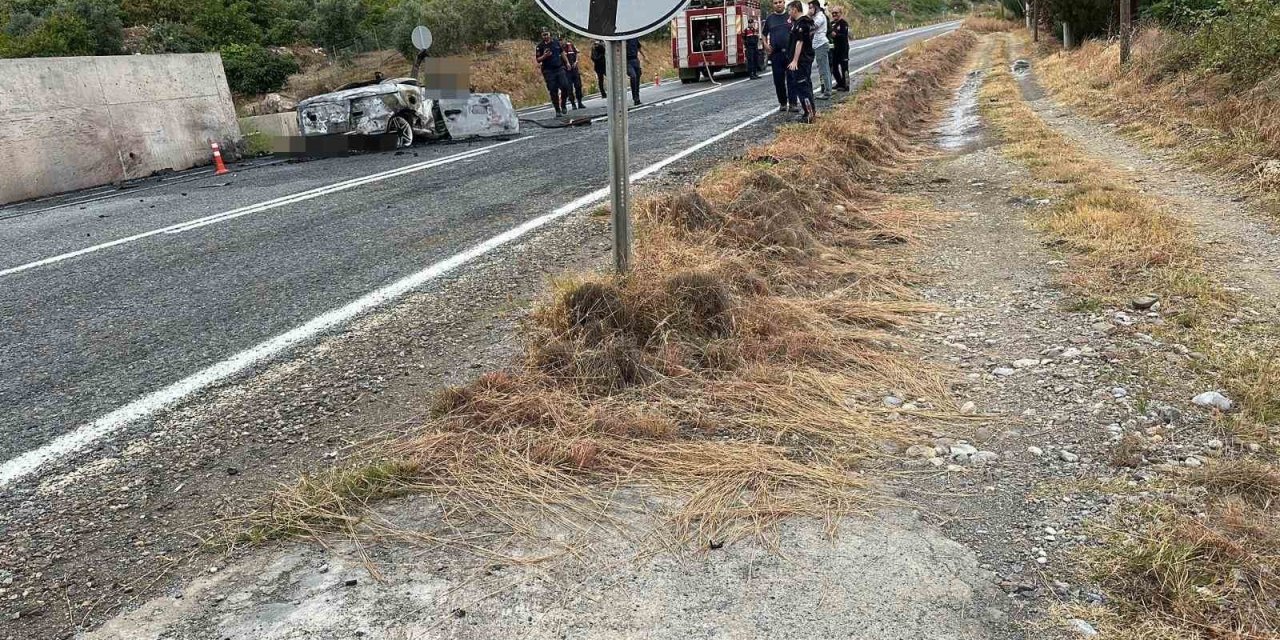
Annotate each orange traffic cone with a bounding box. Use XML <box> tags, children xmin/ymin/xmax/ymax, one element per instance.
<box><xmin>210</xmin><ymin>141</ymin><xmax>230</xmax><ymax>176</ymax></box>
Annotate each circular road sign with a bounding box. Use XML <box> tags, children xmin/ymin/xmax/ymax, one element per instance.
<box><xmin>534</xmin><ymin>0</ymin><xmax>690</xmax><ymax>41</ymax></box>
<box><xmin>411</xmin><ymin>25</ymin><xmax>433</xmax><ymax>52</ymax></box>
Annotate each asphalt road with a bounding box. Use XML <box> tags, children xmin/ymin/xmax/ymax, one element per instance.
<box><xmin>0</xmin><ymin>22</ymin><xmax>958</xmax><ymax>484</ymax></box>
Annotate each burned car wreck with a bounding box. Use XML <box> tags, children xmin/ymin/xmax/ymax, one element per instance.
<box><xmin>296</xmin><ymin>78</ymin><xmax>519</xmax><ymax>149</ymax></box>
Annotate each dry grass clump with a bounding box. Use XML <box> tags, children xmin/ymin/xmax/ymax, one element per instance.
<box><xmin>962</xmin><ymin>16</ymin><xmax>1020</xmax><ymax>34</ymax></box>
<box><xmin>1089</xmin><ymin>492</ymin><xmax>1280</xmax><ymax>638</ymax></box>
<box><xmin>245</xmin><ymin>31</ymin><xmax>978</xmax><ymax>550</ymax></box>
<box><xmin>1035</xmin><ymin>28</ymin><xmax>1280</xmax><ymax>209</ymax></box>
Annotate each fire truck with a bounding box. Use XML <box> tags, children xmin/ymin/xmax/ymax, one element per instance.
<box><xmin>671</xmin><ymin>0</ymin><xmax>764</xmax><ymax>84</ymax></box>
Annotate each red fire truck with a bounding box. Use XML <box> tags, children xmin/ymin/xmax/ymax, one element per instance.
<box><xmin>671</xmin><ymin>0</ymin><xmax>764</xmax><ymax>84</ymax></box>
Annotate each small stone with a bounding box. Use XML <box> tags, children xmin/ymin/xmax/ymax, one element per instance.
<box><xmin>1012</xmin><ymin>358</ymin><xmax>1040</xmax><ymax>369</ymax></box>
<box><xmin>226</xmin><ymin>467</ymin><xmax>240</xmax><ymax>476</ymax></box>
<box><xmin>928</xmin><ymin>457</ymin><xmax>945</xmax><ymax>467</ymax></box>
<box><xmin>1059</xmin><ymin>450</ymin><xmax>1080</xmax><ymax>463</ymax></box>
<box><xmin>1131</xmin><ymin>295</ymin><xmax>1159</xmax><ymax>311</ymax></box>
<box><xmin>884</xmin><ymin>396</ymin><xmax>904</xmax><ymax>408</ymax></box>
<box><xmin>1068</xmin><ymin>619</ymin><xmax>1099</xmax><ymax>637</ymax></box>
<box><xmin>344</xmin><ymin>578</ymin><xmax>358</xmax><ymax>587</ymax></box>
<box><xmin>1192</xmin><ymin>391</ymin><xmax>1233</xmax><ymax>411</ymax></box>
<box><xmin>950</xmin><ymin>443</ymin><xmax>979</xmax><ymax>458</ymax></box>
<box><xmin>1027</xmin><ymin>446</ymin><xmax>1044</xmax><ymax>457</ymax></box>
<box><xmin>960</xmin><ymin>401</ymin><xmax>977</xmax><ymax>415</ymax></box>
<box><xmin>1206</xmin><ymin>439</ymin><xmax>1223</xmax><ymax>450</ymax></box>
<box><xmin>993</xmin><ymin>367</ymin><xmax>1017</xmax><ymax>377</ymax></box>
<box><xmin>1112</xmin><ymin>387</ymin><xmax>1128</xmax><ymax>399</ymax></box>
<box><xmin>1184</xmin><ymin>456</ymin><xmax>1203</xmax><ymax>468</ymax></box>
<box><xmin>971</xmin><ymin>451</ymin><xmax>1000</xmax><ymax>466</ymax></box>
<box><xmin>906</xmin><ymin>444</ymin><xmax>936</xmax><ymax>458</ymax></box>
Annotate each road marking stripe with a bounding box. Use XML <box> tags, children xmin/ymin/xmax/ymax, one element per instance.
<box><xmin>0</xmin><ymin>106</ymin><xmax>778</xmax><ymax>490</ymax></box>
<box><xmin>0</xmin><ymin>138</ymin><xmax>530</xmax><ymax>278</ymax></box>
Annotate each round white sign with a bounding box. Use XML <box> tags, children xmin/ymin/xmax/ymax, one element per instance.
<box><xmin>534</xmin><ymin>0</ymin><xmax>690</xmax><ymax>41</ymax></box>
<box><xmin>411</xmin><ymin>25</ymin><xmax>433</xmax><ymax>52</ymax></box>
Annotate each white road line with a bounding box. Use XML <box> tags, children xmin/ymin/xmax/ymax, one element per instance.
<box><xmin>590</xmin><ymin>79</ymin><xmax>749</xmax><ymax>123</ymax></box>
<box><xmin>0</xmin><ymin>138</ymin><xmax>530</xmax><ymax>279</ymax></box>
<box><xmin>850</xmin><ymin>25</ymin><xmax>957</xmax><ymax>75</ymax></box>
<box><xmin>0</xmin><ymin>106</ymin><xmax>779</xmax><ymax>490</ymax></box>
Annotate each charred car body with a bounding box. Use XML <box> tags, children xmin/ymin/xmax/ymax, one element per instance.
<box><xmin>296</xmin><ymin>78</ymin><xmax>519</xmax><ymax>149</ymax></box>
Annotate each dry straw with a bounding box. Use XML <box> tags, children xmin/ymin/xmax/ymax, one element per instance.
<box><xmin>242</xmin><ymin>30</ymin><xmax>980</xmax><ymax>553</ymax></box>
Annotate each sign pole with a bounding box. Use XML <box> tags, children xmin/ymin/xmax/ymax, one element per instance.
<box><xmin>605</xmin><ymin>40</ymin><xmax>632</xmax><ymax>274</ymax></box>
<box><xmin>1119</xmin><ymin>0</ymin><xmax>1132</xmax><ymax>65</ymax></box>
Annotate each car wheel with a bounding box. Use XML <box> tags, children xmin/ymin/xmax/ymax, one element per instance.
<box><xmin>389</xmin><ymin>115</ymin><xmax>414</xmax><ymax>148</ymax></box>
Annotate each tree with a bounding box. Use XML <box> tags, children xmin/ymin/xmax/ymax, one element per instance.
<box><xmin>193</xmin><ymin>0</ymin><xmax>262</xmax><ymax>48</ymax></box>
<box><xmin>307</xmin><ymin>0</ymin><xmax>364</xmax><ymax>50</ymax></box>
<box><xmin>55</xmin><ymin>0</ymin><xmax>123</xmax><ymax>55</ymax></box>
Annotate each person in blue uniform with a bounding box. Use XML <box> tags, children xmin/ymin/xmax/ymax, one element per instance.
<box><xmin>741</xmin><ymin>19</ymin><xmax>761</xmax><ymax>80</ymax></box>
<box><xmin>762</xmin><ymin>0</ymin><xmax>797</xmax><ymax>112</ymax></box>
<box><xmin>535</xmin><ymin>30</ymin><xmax>570</xmax><ymax>116</ymax></box>
<box><xmin>591</xmin><ymin>40</ymin><xmax>608</xmax><ymax>99</ymax></box>
<box><xmin>829</xmin><ymin>5</ymin><xmax>851</xmax><ymax>91</ymax></box>
<box><xmin>625</xmin><ymin>38</ymin><xmax>645</xmax><ymax>106</ymax></box>
<box><xmin>563</xmin><ymin>38</ymin><xmax>587</xmax><ymax>109</ymax></box>
<box><xmin>786</xmin><ymin>1</ymin><xmax>817</xmax><ymax>123</ymax></box>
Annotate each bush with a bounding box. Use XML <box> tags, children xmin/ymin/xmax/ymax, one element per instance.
<box><xmin>1187</xmin><ymin>0</ymin><xmax>1280</xmax><ymax>86</ymax></box>
<box><xmin>220</xmin><ymin>42</ymin><xmax>298</xmax><ymax>94</ymax></box>
<box><xmin>1143</xmin><ymin>0</ymin><xmax>1226</xmax><ymax>26</ymax></box>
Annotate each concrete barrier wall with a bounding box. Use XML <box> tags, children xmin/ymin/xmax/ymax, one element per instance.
<box><xmin>0</xmin><ymin>53</ymin><xmax>242</xmax><ymax>205</ymax></box>
<box><xmin>239</xmin><ymin>111</ymin><xmax>299</xmax><ymax>138</ymax></box>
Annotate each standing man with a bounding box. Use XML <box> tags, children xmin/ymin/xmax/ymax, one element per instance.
<box><xmin>563</xmin><ymin>38</ymin><xmax>587</xmax><ymax>109</ymax></box>
<box><xmin>741</xmin><ymin>18</ymin><xmax>761</xmax><ymax>80</ymax></box>
<box><xmin>625</xmin><ymin>37</ymin><xmax>645</xmax><ymax>107</ymax></box>
<box><xmin>591</xmin><ymin>40</ymin><xmax>608</xmax><ymax>99</ymax></box>
<box><xmin>787</xmin><ymin>0</ymin><xmax>817</xmax><ymax>123</ymax></box>
<box><xmin>829</xmin><ymin>5</ymin><xmax>851</xmax><ymax>91</ymax></box>
<box><xmin>762</xmin><ymin>0</ymin><xmax>796</xmax><ymax>113</ymax></box>
<box><xmin>535</xmin><ymin>29</ymin><xmax>570</xmax><ymax>117</ymax></box>
<box><xmin>808</xmin><ymin>0</ymin><xmax>833</xmax><ymax>100</ymax></box>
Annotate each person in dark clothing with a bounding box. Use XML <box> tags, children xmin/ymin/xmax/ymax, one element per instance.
<box><xmin>742</xmin><ymin>19</ymin><xmax>761</xmax><ymax>80</ymax></box>
<box><xmin>762</xmin><ymin>0</ymin><xmax>797</xmax><ymax>112</ymax></box>
<box><xmin>829</xmin><ymin>5</ymin><xmax>851</xmax><ymax>91</ymax></box>
<box><xmin>535</xmin><ymin>30</ymin><xmax>570</xmax><ymax>116</ymax></box>
<box><xmin>563</xmin><ymin>38</ymin><xmax>586</xmax><ymax>109</ymax></box>
<box><xmin>625</xmin><ymin>38</ymin><xmax>644</xmax><ymax>106</ymax></box>
<box><xmin>786</xmin><ymin>0</ymin><xmax>817</xmax><ymax>123</ymax></box>
<box><xmin>590</xmin><ymin>40</ymin><xmax>608</xmax><ymax>99</ymax></box>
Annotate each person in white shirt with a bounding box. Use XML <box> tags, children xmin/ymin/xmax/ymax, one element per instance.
<box><xmin>808</xmin><ymin>0</ymin><xmax>834</xmax><ymax>99</ymax></box>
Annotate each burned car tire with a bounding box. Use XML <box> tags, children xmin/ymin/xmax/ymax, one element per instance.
<box><xmin>389</xmin><ymin>115</ymin><xmax>414</xmax><ymax>148</ymax></box>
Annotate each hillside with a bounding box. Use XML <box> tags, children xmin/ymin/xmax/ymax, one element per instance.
<box><xmin>0</xmin><ymin>0</ymin><xmax>962</xmax><ymax>97</ymax></box>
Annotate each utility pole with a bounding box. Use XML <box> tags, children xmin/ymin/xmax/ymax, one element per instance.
<box><xmin>1120</xmin><ymin>0</ymin><xmax>1133</xmax><ymax>64</ymax></box>
<box><xmin>1031</xmin><ymin>0</ymin><xmax>1039</xmax><ymax>42</ymax></box>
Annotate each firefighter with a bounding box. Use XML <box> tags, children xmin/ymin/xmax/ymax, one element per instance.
<box><xmin>786</xmin><ymin>0</ymin><xmax>817</xmax><ymax>123</ymax></box>
<box><xmin>742</xmin><ymin>19</ymin><xmax>761</xmax><ymax>80</ymax></box>
<box><xmin>535</xmin><ymin>29</ymin><xmax>570</xmax><ymax>117</ymax></box>
<box><xmin>563</xmin><ymin>38</ymin><xmax>587</xmax><ymax>109</ymax></box>
<box><xmin>591</xmin><ymin>40</ymin><xmax>608</xmax><ymax>99</ymax></box>
<box><xmin>829</xmin><ymin>5</ymin><xmax>851</xmax><ymax>91</ymax></box>
<box><xmin>625</xmin><ymin>37</ymin><xmax>644</xmax><ymax>107</ymax></box>
<box><xmin>762</xmin><ymin>0</ymin><xmax>797</xmax><ymax>112</ymax></box>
